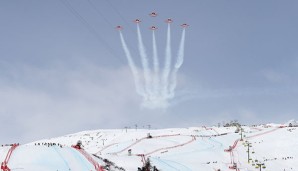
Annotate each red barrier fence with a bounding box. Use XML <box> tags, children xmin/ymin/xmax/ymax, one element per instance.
<box><xmin>72</xmin><ymin>146</ymin><xmax>104</xmax><ymax>171</ymax></box>
<box><xmin>112</xmin><ymin>134</ymin><xmax>181</xmax><ymax>155</ymax></box>
<box><xmin>246</xmin><ymin>127</ymin><xmax>280</xmax><ymax>139</ymax></box>
<box><xmin>1</xmin><ymin>144</ymin><xmax>19</xmax><ymax>171</ymax></box>
<box><xmin>145</xmin><ymin>136</ymin><xmax>196</xmax><ymax>156</ymax></box>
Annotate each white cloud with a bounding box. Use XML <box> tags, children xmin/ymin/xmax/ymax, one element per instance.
<box><xmin>261</xmin><ymin>69</ymin><xmax>289</xmax><ymax>83</ymax></box>
<box><xmin>0</xmin><ymin>63</ymin><xmax>144</xmax><ymax>143</ymax></box>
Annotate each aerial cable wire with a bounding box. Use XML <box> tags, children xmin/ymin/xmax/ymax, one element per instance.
<box><xmin>103</xmin><ymin>0</ymin><xmax>135</xmax><ymax>32</ymax></box>
<box><xmin>86</xmin><ymin>0</ymin><xmax>138</xmax><ymax>53</ymax></box>
<box><xmin>59</xmin><ymin>0</ymin><xmax>124</xmax><ymax>63</ymax></box>
<box><xmin>102</xmin><ymin>0</ymin><xmax>140</xmax><ymax>54</ymax></box>
<box><xmin>86</xmin><ymin>0</ymin><xmax>141</xmax><ymax>67</ymax></box>
<box><xmin>86</xmin><ymin>0</ymin><xmax>114</xmax><ymax>27</ymax></box>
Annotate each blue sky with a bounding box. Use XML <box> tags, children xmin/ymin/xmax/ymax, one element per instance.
<box><xmin>0</xmin><ymin>0</ymin><xmax>297</xmax><ymax>143</ymax></box>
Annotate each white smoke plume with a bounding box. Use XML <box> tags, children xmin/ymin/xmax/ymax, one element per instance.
<box><xmin>162</xmin><ymin>24</ymin><xmax>172</xmax><ymax>98</ymax></box>
<box><xmin>169</xmin><ymin>28</ymin><xmax>186</xmax><ymax>98</ymax></box>
<box><xmin>152</xmin><ymin>30</ymin><xmax>160</xmax><ymax>95</ymax></box>
<box><xmin>119</xmin><ymin>23</ymin><xmax>187</xmax><ymax>109</ymax></box>
<box><xmin>119</xmin><ymin>31</ymin><xmax>145</xmax><ymax>97</ymax></box>
<box><xmin>137</xmin><ymin>24</ymin><xmax>152</xmax><ymax>98</ymax></box>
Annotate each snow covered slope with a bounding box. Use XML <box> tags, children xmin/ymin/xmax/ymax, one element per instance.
<box><xmin>0</xmin><ymin>145</ymin><xmax>103</xmax><ymax>171</ymax></box>
<box><xmin>1</xmin><ymin>123</ymin><xmax>297</xmax><ymax>171</ymax></box>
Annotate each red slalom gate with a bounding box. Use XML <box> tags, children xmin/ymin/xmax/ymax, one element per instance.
<box><xmin>1</xmin><ymin>144</ymin><xmax>19</xmax><ymax>171</ymax></box>
<box><xmin>72</xmin><ymin>146</ymin><xmax>104</xmax><ymax>171</ymax></box>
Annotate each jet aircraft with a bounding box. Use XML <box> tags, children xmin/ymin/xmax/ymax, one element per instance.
<box><xmin>150</xmin><ymin>26</ymin><xmax>158</xmax><ymax>30</ymax></box>
<box><xmin>165</xmin><ymin>18</ymin><xmax>173</xmax><ymax>23</ymax></box>
<box><xmin>149</xmin><ymin>12</ymin><xmax>158</xmax><ymax>17</ymax></box>
<box><xmin>134</xmin><ymin>19</ymin><xmax>141</xmax><ymax>23</ymax></box>
<box><xmin>181</xmin><ymin>24</ymin><xmax>189</xmax><ymax>28</ymax></box>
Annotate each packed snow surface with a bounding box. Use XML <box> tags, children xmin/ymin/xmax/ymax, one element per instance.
<box><xmin>1</xmin><ymin>122</ymin><xmax>297</xmax><ymax>171</ymax></box>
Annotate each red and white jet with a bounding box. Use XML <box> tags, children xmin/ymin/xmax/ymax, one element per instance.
<box><xmin>150</xmin><ymin>26</ymin><xmax>158</xmax><ymax>30</ymax></box>
<box><xmin>115</xmin><ymin>26</ymin><xmax>123</xmax><ymax>30</ymax></box>
<box><xmin>134</xmin><ymin>19</ymin><xmax>141</xmax><ymax>23</ymax></box>
<box><xmin>149</xmin><ymin>12</ymin><xmax>158</xmax><ymax>17</ymax></box>
<box><xmin>165</xmin><ymin>18</ymin><xmax>173</xmax><ymax>23</ymax></box>
<box><xmin>181</xmin><ymin>24</ymin><xmax>189</xmax><ymax>28</ymax></box>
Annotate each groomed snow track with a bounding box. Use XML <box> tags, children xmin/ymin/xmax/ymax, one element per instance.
<box><xmin>72</xmin><ymin>146</ymin><xmax>105</xmax><ymax>171</ymax></box>
<box><xmin>134</xmin><ymin>135</ymin><xmax>196</xmax><ymax>168</ymax></box>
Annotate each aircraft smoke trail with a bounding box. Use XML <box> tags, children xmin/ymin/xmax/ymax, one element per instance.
<box><xmin>175</xmin><ymin>29</ymin><xmax>186</xmax><ymax>68</ymax></box>
<box><xmin>137</xmin><ymin>24</ymin><xmax>152</xmax><ymax>97</ymax></box>
<box><xmin>119</xmin><ymin>31</ymin><xmax>145</xmax><ymax>97</ymax></box>
<box><xmin>162</xmin><ymin>23</ymin><xmax>172</xmax><ymax>97</ymax></box>
<box><xmin>169</xmin><ymin>28</ymin><xmax>186</xmax><ymax>97</ymax></box>
<box><xmin>152</xmin><ymin>30</ymin><xmax>159</xmax><ymax>94</ymax></box>
<box><xmin>118</xmin><ymin>20</ymin><xmax>187</xmax><ymax>109</ymax></box>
